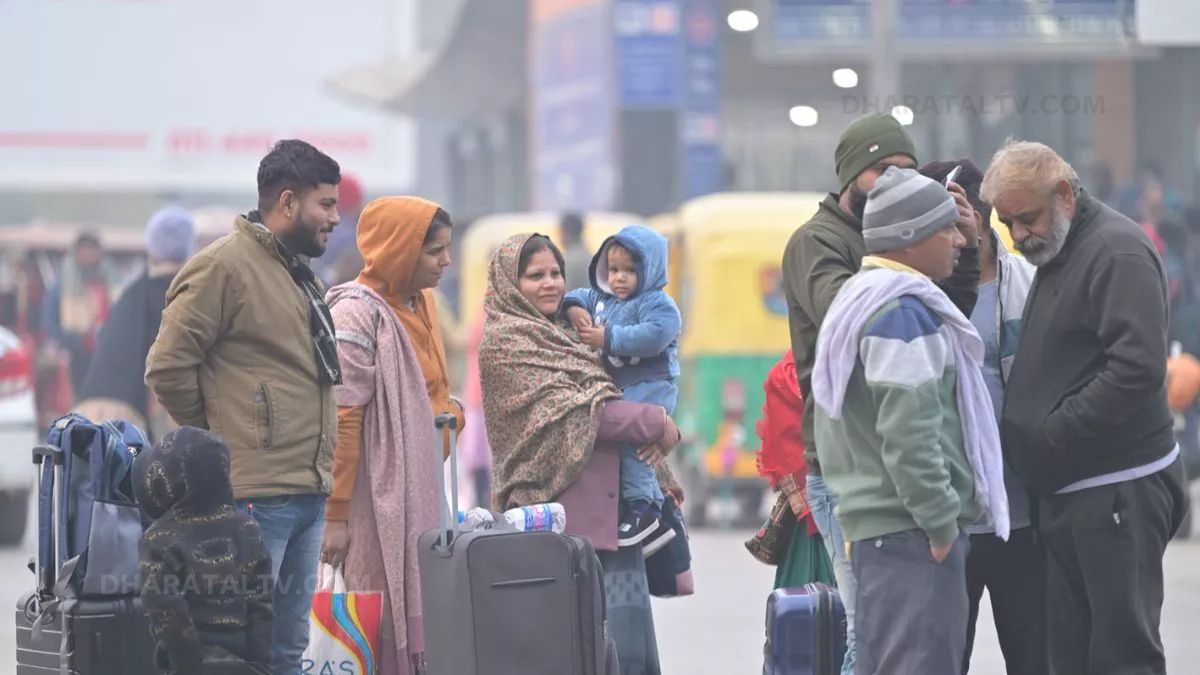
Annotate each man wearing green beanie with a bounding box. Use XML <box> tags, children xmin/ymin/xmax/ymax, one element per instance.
<box><xmin>779</xmin><ymin>113</ymin><xmax>981</xmax><ymax>675</ymax></box>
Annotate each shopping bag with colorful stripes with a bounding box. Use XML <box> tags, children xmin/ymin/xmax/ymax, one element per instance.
<box><xmin>302</xmin><ymin>564</ymin><xmax>383</xmax><ymax>675</ymax></box>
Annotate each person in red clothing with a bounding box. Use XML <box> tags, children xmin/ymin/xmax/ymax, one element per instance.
<box><xmin>747</xmin><ymin>350</ymin><xmax>835</xmax><ymax>588</ymax></box>
<box><xmin>42</xmin><ymin>232</ymin><xmax>115</xmax><ymax>397</ymax></box>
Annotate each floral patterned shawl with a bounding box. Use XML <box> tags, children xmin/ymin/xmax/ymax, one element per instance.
<box><xmin>479</xmin><ymin>234</ymin><xmax>622</xmax><ymax>510</ymax></box>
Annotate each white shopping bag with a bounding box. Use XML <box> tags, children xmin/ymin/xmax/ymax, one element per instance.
<box><xmin>301</xmin><ymin>564</ymin><xmax>383</xmax><ymax>675</ymax></box>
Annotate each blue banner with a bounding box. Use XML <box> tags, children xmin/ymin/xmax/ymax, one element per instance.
<box><xmin>530</xmin><ymin>0</ymin><xmax>618</xmax><ymax>211</ymax></box>
<box><xmin>680</xmin><ymin>0</ymin><xmax>722</xmax><ymax>199</ymax></box>
<box><xmin>899</xmin><ymin>0</ymin><xmax>1134</xmax><ymax>40</ymax></box>
<box><xmin>773</xmin><ymin>0</ymin><xmax>1134</xmax><ymax>44</ymax></box>
<box><xmin>615</xmin><ymin>0</ymin><xmax>685</xmax><ymax>108</ymax></box>
<box><xmin>774</xmin><ymin>0</ymin><xmax>870</xmax><ymax>43</ymax></box>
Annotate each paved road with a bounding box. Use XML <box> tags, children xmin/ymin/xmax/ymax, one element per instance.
<box><xmin>4</xmin><ymin>488</ymin><xmax>1200</xmax><ymax>674</ymax></box>
<box><xmin>653</xmin><ymin>527</ymin><xmax>1200</xmax><ymax>674</ymax></box>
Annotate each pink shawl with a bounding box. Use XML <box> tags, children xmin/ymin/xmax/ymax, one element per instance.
<box><xmin>327</xmin><ymin>282</ymin><xmax>440</xmax><ymax>675</ymax></box>
<box><xmin>459</xmin><ymin>306</ymin><xmax>492</xmax><ymax>473</ymax></box>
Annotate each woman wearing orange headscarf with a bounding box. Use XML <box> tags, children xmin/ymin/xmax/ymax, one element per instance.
<box><xmin>320</xmin><ymin>196</ymin><xmax>462</xmax><ymax>675</ymax></box>
<box><xmin>357</xmin><ymin>197</ymin><xmax>462</xmax><ymax>427</ymax></box>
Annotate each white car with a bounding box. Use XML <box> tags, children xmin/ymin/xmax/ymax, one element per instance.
<box><xmin>0</xmin><ymin>326</ymin><xmax>36</xmax><ymax>546</ymax></box>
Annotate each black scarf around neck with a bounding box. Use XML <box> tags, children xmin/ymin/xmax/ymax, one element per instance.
<box><xmin>248</xmin><ymin>211</ymin><xmax>342</xmax><ymax>386</ymax></box>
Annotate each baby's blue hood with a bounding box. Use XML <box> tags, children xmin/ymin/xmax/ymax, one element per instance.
<box><xmin>590</xmin><ymin>225</ymin><xmax>669</xmax><ymax>297</ymax></box>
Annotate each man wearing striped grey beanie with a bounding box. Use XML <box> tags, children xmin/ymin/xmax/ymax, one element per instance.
<box><xmin>812</xmin><ymin>166</ymin><xmax>1009</xmax><ymax>674</ymax></box>
<box><xmin>862</xmin><ymin>166</ymin><xmax>963</xmax><ymax>276</ymax></box>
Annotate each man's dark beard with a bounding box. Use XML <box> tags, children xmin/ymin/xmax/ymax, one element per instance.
<box><xmin>848</xmin><ymin>185</ymin><xmax>869</xmax><ymax>221</ymax></box>
<box><xmin>279</xmin><ymin>217</ymin><xmax>326</xmax><ymax>259</ymax></box>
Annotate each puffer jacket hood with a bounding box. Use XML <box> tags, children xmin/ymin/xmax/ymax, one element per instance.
<box><xmin>590</xmin><ymin>225</ymin><xmax>669</xmax><ymax>297</ymax></box>
<box><xmin>133</xmin><ymin>426</ymin><xmax>235</xmax><ymax>519</ymax></box>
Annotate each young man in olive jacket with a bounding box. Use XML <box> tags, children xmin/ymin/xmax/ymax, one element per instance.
<box><xmin>983</xmin><ymin>140</ymin><xmax>1188</xmax><ymax>675</ymax></box>
<box><xmin>780</xmin><ymin>113</ymin><xmax>981</xmax><ymax>674</ymax></box>
<box><xmin>146</xmin><ymin>139</ymin><xmax>344</xmax><ymax>675</ymax></box>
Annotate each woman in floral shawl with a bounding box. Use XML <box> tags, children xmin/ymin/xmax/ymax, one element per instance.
<box><xmin>480</xmin><ymin>233</ymin><xmax>683</xmax><ymax>674</ymax></box>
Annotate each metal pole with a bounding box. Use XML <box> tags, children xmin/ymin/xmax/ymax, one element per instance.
<box><xmin>871</xmin><ymin>0</ymin><xmax>900</xmax><ymax>113</ymax></box>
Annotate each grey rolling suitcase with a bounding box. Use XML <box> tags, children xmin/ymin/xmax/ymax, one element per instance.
<box><xmin>418</xmin><ymin>413</ymin><xmax>618</xmax><ymax>675</ymax></box>
<box><xmin>16</xmin><ymin>441</ymin><xmax>161</xmax><ymax>674</ymax></box>
<box><xmin>16</xmin><ymin>591</ymin><xmax>159</xmax><ymax>675</ymax></box>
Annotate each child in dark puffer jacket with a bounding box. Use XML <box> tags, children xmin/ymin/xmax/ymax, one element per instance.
<box><xmin>134</xmin><ymin>426</ymin><xmax>273</xmax><ymax>675</ymax></box>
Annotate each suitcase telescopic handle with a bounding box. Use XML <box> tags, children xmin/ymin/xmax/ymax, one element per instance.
<box><xmin>434</xmin><ymin>413</ymin><xmax>460</xmax><ymax>556</ymax></box>
<box><xmin>32</xmin><ymin>444</ymin><xmax>62</xmax><ymax>598</ymax></box>
<box><xmin>435</xmin><ymin>413</ymin><xmax>458</xmax><ymax>432</ymax></box>
<box><xmin>32</xmin><ymin>445</ymin><xmax>63</xmax><ymax>466</ymax></box>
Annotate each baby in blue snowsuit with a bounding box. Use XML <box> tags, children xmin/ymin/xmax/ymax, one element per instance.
<box><xmin>563</xmin><ymin>224</ymin><xmax>681</xmax><ymax>554</ymax></box>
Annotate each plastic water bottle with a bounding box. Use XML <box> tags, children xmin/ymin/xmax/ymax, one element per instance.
<box><xmin>457</xmin><ymin>508</ymin><xmax>496</xmax><ymax>532</ymax></box>
<box><xmin>502</xmin><ymin>503</ymin><xmax>567</xmax><ymax>533</ymax></box>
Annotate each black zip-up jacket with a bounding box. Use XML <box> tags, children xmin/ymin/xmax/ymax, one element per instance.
<box><xmin>134</xmin><ymin>427</ymin><xmax>274</xmax><ymax>674</ymax></box>
<box><xmin>1001</xmin><ymin>189</ymin><xmax>1176</xmax><ymax>496</ymax></box>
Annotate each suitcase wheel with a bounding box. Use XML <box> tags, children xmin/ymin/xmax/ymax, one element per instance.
<box><xmin>22</xmin><ymin>594</ymin><xmax>40</xmax><ymax>625</ymax></box>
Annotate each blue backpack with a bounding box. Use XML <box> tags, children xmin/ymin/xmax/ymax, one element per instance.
<box><xmin>34</xmin><ymin>413</ymin><xmax>149</xmax><ymax>603</ymax></box>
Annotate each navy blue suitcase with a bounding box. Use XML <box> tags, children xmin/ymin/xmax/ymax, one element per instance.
<box><xmin>763</xmin><ymin>583</ymin><xmax>847</xmax><ymax>675</ymax></box>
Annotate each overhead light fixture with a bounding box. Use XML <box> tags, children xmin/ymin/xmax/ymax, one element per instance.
<box><xmin>727</xmin><ymin>9</ymin><xmax>759</xmax><ymax>32</ymax></box>
<box><xmin>832</xmin><ymin>68</ymin><xmax>859</xmax><ymax>89</ymax></box>
<box><xmin>789</xmin><ymin>105</ymin><xmax>819</xmax><ymax>128</ymax></box>
<box><xmin>891</xmin><ymin>105</ymin><xmax>914</xmax><ymax>126</ymax></box>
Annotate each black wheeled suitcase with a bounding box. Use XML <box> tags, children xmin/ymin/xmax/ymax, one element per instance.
<box><xmin>16</xmin><ymin>591</ymin><xmax>159</xmax><ymax>674</ymax></box>
<box><xmin>15</xmin><ymin>440</ymin><xmax>160</xmax><ymax>674</ymax></box>
<box><xmin>418</xmin><ymin>413</ymin><xmax>618</xmax><ymax>675</ymax></box>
